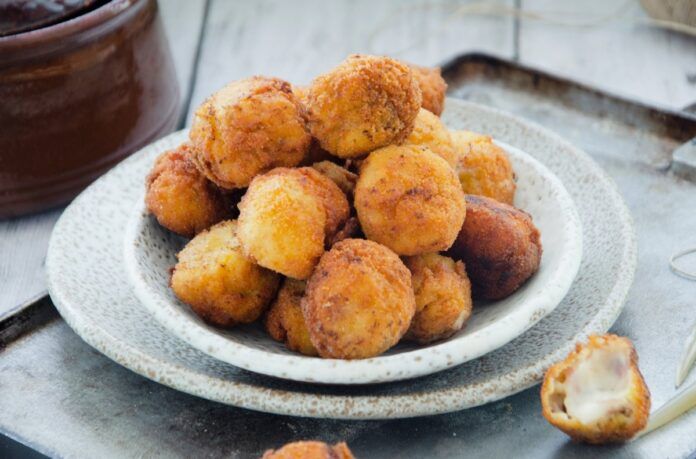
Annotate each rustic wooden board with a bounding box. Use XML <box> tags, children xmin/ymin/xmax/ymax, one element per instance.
<box><xmin>158</xmin><ymin>0</ymin><xmax>209</xmax><ymax>124</ymax></box>
<box><xmin>184</xmin><ymin>0</ymin><xmax>516</xmax><ymax>123</ymax></box>
<box><xmin>0</xmin><ymin>210</ymin><xmax>61</xmax><ymax>311</ymax></box>
<box><xmin>518</xmin><ymin>0</ymin><xmax>696</xmax><ymax>109</ymax></box>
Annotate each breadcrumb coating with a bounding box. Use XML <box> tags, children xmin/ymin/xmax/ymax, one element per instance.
<box><xmin>327</xmin><ymin>216</ymin><xmax>362</xmax><ymax>247</ymax></box>
<box><xmin>295</xmin><ymin>167</ymin><xmax>350</xmax><ymax>241</ymax></box>
<box><xmin>310</xmin><ymin>161</ymin><xmax>358</xmax><ymax>197</ymax></box>
<box><xmin>355</xmin><ymin>145</ymin><xmax>466</xmax><ymax>255</ymax></box>
<box><xmin>452</xmin><ymin>130</ymin><xmax>516</xmax><ymax>205</ymax></box>
<box><xmin>190</xmin><ymin>76</ymin><xmax>311</xmax><ymax>189</ymax></box>
<box><xmin>300</xmin><ymin>139</ymin><xmax>336</xmax><ymax>166</ymax></box>
<box><xmin>448</xmin><ymin>195</ymin><xmax>541</xmax><ymax>300</ymax></box>
<box><xmin>171</xmin><ymin>220</ymin><xmax>280</xmax><ymax>327</ymax></box>
<box><xmin>145</xmin><ymin>144</ymin><xmax>230</xmax><ymax>237</ymax></box>
<box><xmin>403</xmin><ymin>108</ymin><xmax>457</xmax><ymax>167</ymax></box>
<box><xmin>408</xmin><ymin>63</ymin><xmax>447</xmax><ymax>116</ymax></box>
<box><xmin>262</xmin><ymin>441</ymin><xmax>354</xmax><ymax>459</ymax></box>
<box><xmin>265</xmin><ymin>279</ymin><xmax>318</xmax><ymax>356</ymax></box>
<box><xmin>237</xmin><ymin>168</ymin><xmax>326</xmax><ymax>279</ymax></box>
<box><xmin>404</xmin><ymin>253</ymin><xmax>473</xmax><ymax>344</ymax></box>
<box><xmin>303</xmin><ymin>239</ymin><xmax>415</xmax><ymax>359</ymax></box>
<box><xmin>307</xmin><ymin>54</ymin><xmax>421</xmax><ymax>158</ymax></box>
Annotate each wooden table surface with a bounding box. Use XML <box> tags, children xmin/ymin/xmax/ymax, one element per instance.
<box><xmin>1</xmin><ymin>0</ymin><xmax>695</xmax><ymax>314</ymax></box>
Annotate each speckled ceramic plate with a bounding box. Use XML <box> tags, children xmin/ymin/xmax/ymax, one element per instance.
<box><xmin>46</xmin><ymin>99</ymin><xmax>636</xmax><ymax>419</ymax></box>
<box><xmin>123</xmin><ymin>137</ymin><xmax>582</xmax><ymax>384</ymax></box>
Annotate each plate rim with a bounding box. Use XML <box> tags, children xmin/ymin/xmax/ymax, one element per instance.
<box><xmin>122</xmin><ymin>136</ymin><xmax>583</xmax><ymax>384</ymax></box>
<box><xmin>46</xmin><ymin>99</ymin><xmax>637</xmax><ymax>419</ymax></box>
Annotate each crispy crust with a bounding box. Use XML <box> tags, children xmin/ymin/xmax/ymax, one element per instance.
<box><xmin>327</xmin><ymin>216</ymin><xmax>362</xmax><ymax>247</ymax></box>
<box><xmin>307</xmin><ymin>54</ymin><xmax>421</xmax><ymax>158</ymax></box>
<box><xmin>404</xmin><ymin>253</ymin><xmax>473</xmax><ymax>344</ymax></box>
<box><xmin>403</xmin><ymin>108</ymin><xmax>457</xmax><ymax>168</ymax></box>
<box><xmin>355</xmin><ymin>145</ymin><xmax>466</xmax><ymax>256</ymax></box>
<box><xmin>145</xmin><ymin>144</ymin><xmax>230</xmax><ymax>237</ymax></box>
<box><xmin>237</xmin><ymin>168</ymin><xmax>327</xmax><ymax>279</ymax></box>
<box><xmin>170</xmin><ymin>220</ymin><xmax>280</xmax><ymax>328</ymax></box>
<box><xmin>295</xmin><ymin>167</ymin><xmax>350</xmax><ymax>241</ymax></box>
<box><xmin>291</xmin><ymin>84</ymin><xmax>310</xmax><ymax>106</ymax></box>
<box><xmin>452</xmin><ymin>130</ymin><xmax>516</xmax><ymax>205</ymax></box>
<box><xmin>265</xmin><ymin>279</ymin><xmax>318</xmax><ymax>356</ymax></box>
<box><xmin>310</xmin><ymin>161</ymin><xmax>358</xmax><ymax>197</ymax></box>
<box><xmin>408</xmin><ymin>63</ymin><xmax>447</xmax><ymax>116</ymax></box>
<box><xmin>189</xmin><ymin>76</ymin><xmax>311</xmax><ymax>189</ymax></box>
<box><xmin>541</xmin><ymin>334</ymin><xmax>651</xmax><ymax>444</ymax></box>
<box><xmin>262</xmin><ymin>441</ymin><xmax>354</xmax><ymax>459</ymax></box>
<box><xmin>447</xmin><ymin>195</ymin><xmax>541</xmax><ymax>300</ymax></box>
<box><xmin>300</xmin><ymin>139</ymin><xmax>338</xmax><ymax>166</ymax></box>
<box><xmin>303</xmin><ymin>239</ymin><xmax>416</xmax><ymax>359</ymax></box>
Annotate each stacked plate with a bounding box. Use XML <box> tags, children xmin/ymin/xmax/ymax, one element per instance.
<box><xmin>46</xmin><ymin>100</ymin><xmax>636</xmax><ymax>419</ymax></box>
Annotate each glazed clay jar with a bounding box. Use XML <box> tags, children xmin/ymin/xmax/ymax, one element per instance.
<box><xmin>0</xmin><ymin>0</ymin><xmax>179</xmax><ymax>217</ymax></box>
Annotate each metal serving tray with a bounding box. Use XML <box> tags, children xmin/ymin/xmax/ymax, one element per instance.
<box><xmin>1</xmin><ymin>53</ymin><xmax>695</xmax><ymax>458</ymax></box>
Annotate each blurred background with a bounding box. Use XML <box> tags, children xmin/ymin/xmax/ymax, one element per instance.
<box><xmin>168</xmin><ymin>0</ymin><xmax>695</xmax><ymax>121</ymax></box>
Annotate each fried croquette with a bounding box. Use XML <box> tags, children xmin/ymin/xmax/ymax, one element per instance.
<box><xmin>311</xmin><ymin>161</ymin><xmax>358</xmax><ymax>197</ymax></box>
<box><xmin>295</xmin><ymin>167</ymin><xmax>350</xmax><ymax>240</ymax></box>
<box><xmin>170</xmin><ymin>220</ymin><xmax>280</xmax><ymax>327</ymax></box>
<box><xmin>291</xmin><ymin>84</ymin><xmax>309</xmax><ymax>105</ymax></box>
<box><xmin>237</xmin><ymin>168</ymin><xmax>327</xmax><ymax>279</ymax></box>
<box><xmin>404</xmin><ymin>253</ymin><xmax>473</xmax><ymax>344</ymax></box>
<box><xmin>327</xmin><ymin>216</ymin><xmax>362</xmax><ymax>247</ymax></box>
<box><xmin>306</xmin><ymin>54</ymin><xmax>421</xmax><ymax>158</ymax></box>
<box><xmin>145</xmin><ymin>144</ymin><xmax>230</xmax><ymax>237</ymax></box>
<box><xmin>299</xmin><ymin>139</ymin><xmax>337</xmax><ymax>166</ymax></box>
<box><xmin>355</xmin><ymin>145</ymin><xmax>466</xmax><ymax>256</ymax></box>
<box><xmin>403</xmin><ymin>108</ymin><xmax>457</xmax><ymax>167</ymax></box>
<box><xmin>265</xmin><ymin>279</ymin><xmax>318</xmax><ymax>356</ymax></box>
<box><xmin>303</xmin><ymin>239</ymin><xmax>416</xmax><ymax>359</ymax></box>
<box><xmin>189</xmin><ymin>76</ymin><xmax>311</xmax><ymax>189</ymax></box>
<box><xmin>262</xmin><ymin>441</ymin><xmax>354</xmax><ymax>459</ymax></box>
<box><xmin>447</xmin><ymin>195</ymin><xmax>541</xmax><ymax>300</ymax></box>
<box><xmin>408</xmin><ymin>63</ymin><xmax>447</xmax><ymax>116</ymax></box>
<box><xmin>541</xmin><ymin>334</ymin><xmax>651</xmax><ymax>444</ymax></box>
<box><xmin>452</xmin><ymin>130</ymin><xmax>516</xmax><ymax>205</ymax></box>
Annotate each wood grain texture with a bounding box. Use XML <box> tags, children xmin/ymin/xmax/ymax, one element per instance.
<box><xmin>0</xmin><ymin>210</ymin><xmax>61</xmax><ymax>311</ymax></box>
<box><xmin>184</xmin><ymin>0</ymin><xmax>516</xmax><ymax>123</ymax></box>
<box><xmin>158</xmin><ymin>0</ymin><xmax>208</xmax><ymax>121</ymax></box>
<box><xmin>519</xmin><ymin>0</ymin><xmax>696</xmax><ymax>109</ymax></box>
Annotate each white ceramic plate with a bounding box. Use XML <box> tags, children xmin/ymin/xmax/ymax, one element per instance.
<box><xmin>123</xmin><ymin>137</ymin><xmax>582</xmax><ymax>384</ymax></box>
<box><xmin>46</xmin><ymin>100</ymin><xmax>636</xmax><ymax>419</ymax></box>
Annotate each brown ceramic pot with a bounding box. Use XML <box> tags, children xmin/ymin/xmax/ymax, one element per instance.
<box><xmin>0</xmin><ymin>0</ymin><xmax>179</xmax><ymax>218</ymax></box>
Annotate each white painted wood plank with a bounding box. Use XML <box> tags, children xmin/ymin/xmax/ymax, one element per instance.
<box><xmin>0</xmin><ymin>209</ymin><xmax>61</xmax><ymax>312</ymax></box>
<box><xmin>186</xmin><ymin>0</ymin><xmax>516</xmax><ymax>123</ymax></box>
<box><xmin>158</xmin><ymin>0</ymin><xmax>207</xmax><ymax>119</ymax></box>
<box><xmin>519</xmin><ymin>0</ymin><xmax>696</xmax><ymax>110</ymax></box>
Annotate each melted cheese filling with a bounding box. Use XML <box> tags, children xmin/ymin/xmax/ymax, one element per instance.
<box><xmin>563</xmin><ymin>348</ymin><xmax>631</xmax><ymax>424</ymax></box>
